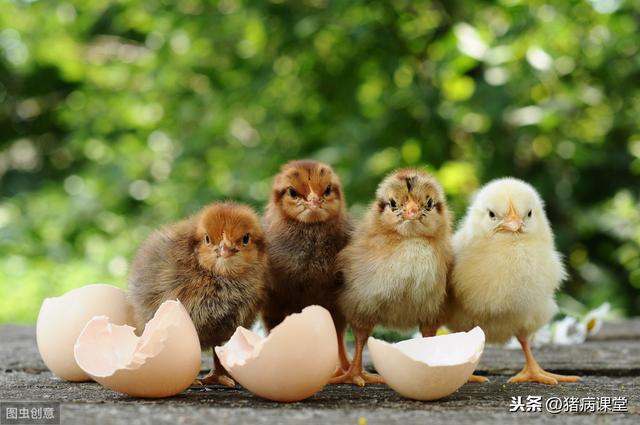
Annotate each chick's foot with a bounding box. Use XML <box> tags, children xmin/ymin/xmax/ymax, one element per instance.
<box><xmin>508</xmin><ymin>365</ymin><xmax>579</xmax><ymax>385</ymax></box>
<box><xmin>331</xmin><ymin>327</ymin><xmax>383</xmax><ymax>386</ymax></box>
<box><xmin>510</xmin><ymin>336</ymin><xmax>580</xmax><ymax>385</ymax></box>
<box><xmin>467</xmin><ymin>374</ymin><xmax>489</xmax><ymax>383</ymax></box>
<box><xmin>331</xmin><ymin>365</ymin><xmax>349</xmax><ymax>378</ymax></box>
<box><xmin>329</xmin><ymin>369</ymin><xmax>384</xmax><ymax>387</ymax></box>
<box><xmin>195</xmin><ymin>371</ymin><xmax>236</xmax><ymax>388</ymax></box>
<box><xmin>541</xmin><ymin>371</ymin><xmax>580</xmax><ymax>382</ymax></box>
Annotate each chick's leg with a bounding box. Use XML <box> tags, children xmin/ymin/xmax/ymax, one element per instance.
<box><xmin>329</xmin><ymin>327</ymin><xmax>384</xmax><ymax>387</ymax></box>
<box><xmin>509</xmin><ymin>337</ymin><xmax>580</xmax><ymax>385</ymax></box>
<box><xmin>419</xmin><ymin>323</ymin><xmax>438</xmax><ymax>337</ymax></box>
<box><xmin>196</xmin><ymin>352</ymin><xmax>236</xmax><ymax>388</ymax></box>
<box><xmin>333</xmin><ymin>318</ymin><xmax>351</xmax><ymax>376</ymax></box>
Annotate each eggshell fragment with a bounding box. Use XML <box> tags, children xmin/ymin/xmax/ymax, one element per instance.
<box><xmin>36</xmin><ymin>284</ymin><xmax>133</xmax><ymax>381</ymax></box>
<box><xmin>216</xmin><ymin>305</ymin><xmax>338</xmax><ymax>402</ymax></box>
<box><xmin>368</xmin><ymin>327</ymin><xmax>485</xmax><ymax>401</ymax></box>
<box><xmin>74</xmin><ymin>299</ymin><xmax>201</xmax><ymax>398</ymax></box>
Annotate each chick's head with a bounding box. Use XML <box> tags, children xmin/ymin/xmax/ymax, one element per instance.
<box><xmin>270</xmin><ymin>160</ymin><xmax>344</xmax><ymax>223</ymax></box>
<box><xmin>375</xmin><ymin>169</ymin><xmax>450</xmax><ymax>237</ymax></box>
<box><xmin>464</xmin><ymin>177</ymin><xmax>552</xmax><ymax>240</ymax></box>
<box><xmin>196</xmin><ymin>202</ymin><xmax>265</xmax><ymax>277</ymax></box>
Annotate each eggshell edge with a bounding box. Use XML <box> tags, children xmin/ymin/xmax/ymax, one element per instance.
<box><xmin>216</xmin><ymin>305</ymin><xmax>338</xmax><ymax>402</ymax></box>
<box><xmin>368</xmin><ymin>327</ymin><xmax>485</xmax><ymax>401</ymax></box>
<box><xmin>36</xmin><ymin>284</ymin><xmax>132</xmax><ymax>382</ymax></box>
<box><xmin>74</xmin><ymin>299</ymin><xmax>201</xmax><ymax>398</ymax></box>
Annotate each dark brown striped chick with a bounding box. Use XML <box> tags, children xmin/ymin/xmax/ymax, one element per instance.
<box><xmin>262</xmin><ymin>160</ymin><xmax>353</xmax><ymax>374</ymax></box>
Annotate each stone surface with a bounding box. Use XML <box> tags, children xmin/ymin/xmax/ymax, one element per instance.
<box><xmin>1</xmin><ymin>323</ymin><xmax>638</xmax><ymax>424</ymax></box>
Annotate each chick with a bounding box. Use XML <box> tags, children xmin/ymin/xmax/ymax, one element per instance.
<box><xmin>128</xmin><ymin>202</ymin><xmax>266</xmax><ymax>387</ymax></box>
<box><xmin>262</xmin><ymin>160</ymin><xmax>352</xmax><ymax>373</ymax></box>
<box><xmin>332</xmin><ymin>169</ymin><xmax>453</xmax><ymax>386</ymax></box>
<box><xmin>447</xmin><ymin>178</ymin><xmax>579</xmax><ymax>384</ymax></box>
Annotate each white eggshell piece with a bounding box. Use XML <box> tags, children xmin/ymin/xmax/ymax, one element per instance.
<box><xmin>36</xmin><ymin>284</ymin><xmax>132</xmax><ymax>382</ymax></box>
<box><xmin>368</xmin><ymin>327</ymin><xmax>485</xmax><ymax>401</ymax></box>
<box><xmin>74</xmin><ymin>299</ymin><xmax>201</xmax><ymax>398</ymax></box>
<box><xmin>216</xmin><ymin>305</ymin><xmax>338</xmax><ymax>402</ymax></box>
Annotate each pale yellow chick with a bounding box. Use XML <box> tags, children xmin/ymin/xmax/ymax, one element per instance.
<box><xmin>447</xmin><ymin>177</ymin><xmax>579</xmax><ymax>385</ymax></box>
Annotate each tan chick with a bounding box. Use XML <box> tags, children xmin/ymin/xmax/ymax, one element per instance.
<box><xmin>332</xmin><ymin>169</ymin><xmax>453</xmax><ymax>386</ymax></box>
<box><xmin>262</xmin><ymin>160</ymin><xmax>353</xmax><ymax>373</ymax></box>
<box><xmin>128</xmin><ymin>202</ymin><xmax>266</xmax><ymax>387</ymax></box>
<box><xmin>447</xmin><ymin>178</ymin><xmax>578</xmax><ymax>384</ymax></box>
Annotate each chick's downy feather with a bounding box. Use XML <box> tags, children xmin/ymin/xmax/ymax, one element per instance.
<box><xmin>447</xmin><ymin>178</ymin><xmax>567</xmax><ymax>344</ymax></box>
<box><xmin>128</xmin><ymin>202</ymin><xmax>267</xmax><ymax>350</ymax></box>
<box><xmin>339</xmin><ymin>169</ymin><xmax>453</xmax><ymax>332</ymax></box>
<box><xmin>262</xmin><ymin>160</ymin><xmax>352</xmax><ymax>329</ymax></box>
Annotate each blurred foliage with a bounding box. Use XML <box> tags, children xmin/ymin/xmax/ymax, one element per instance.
<box><xmin>1</xmin><ymin>0</ymin><xmax>639</xmax><ymax>324</ymax></box>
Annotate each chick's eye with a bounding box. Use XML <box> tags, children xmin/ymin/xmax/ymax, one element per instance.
<box><xmin>324</xmin><ymin>184</ymin><xmax>332</xmax><ymax>196</ymax></box>
<box><xmin>389</xmin><ymin>199</ymin><xmax>397</xmax><ymax>209</ymax></box>
<box><xmin>527</xmin><ymin>210</ymin><xmax>532</xmax><ymax>218</ymax></box>
<box><xmin>288</xmin><ymin>187</ymin><xmax>298</xmax><ymax>198</ymax></box>
<box><xmin>204</xmin><ymin>234</ymin><xmax>211</xmax><ymax>245</ymax></box>
<box><xmin>488</xmin><ymin>210</ymin><xmax>496</xmax><ymax>219</ymax></box>
<box><xmin>426</xmin><ymin>198</ymin><xmax>434</xmax><ymax>210</ymax></box>
<box><xmin>242</xmin><ymin>233</ymin><xmax>251</xmax><ymax>245</ymax></box>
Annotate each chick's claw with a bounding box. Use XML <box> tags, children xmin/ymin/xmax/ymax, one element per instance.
<box><xmin>360</xmin><ymin>372</ymin><xmax>385</xmax><ymax>385</ymax></box>
<box><xmin>508</xmin><ymin>369</ymin><xmax>557</xmax><ymax>385</ymax></box>
<box><xmin>196</xmin><ymin>372</ymin><xmax>236</xmax><ymax>388</ymax></box>
<box><xmin>509</xmin><ymin>337</ymin><xmax>580</xmax><ymax>385</ymax></box>
<box><xmin>467</xmin><ymin>374</ymin><xmax>489</xmax><ymax>383</ymax></box>
<box><xmin>331</xmin><ymin>366</ymin><xmax>349</xmax><ymax>378</ymax></box>
<box><xmin>330</xmin><ymin>370</ymin><xmax>384</xmax><ymax>387</ymax></box>
<box><xmin>539</xmin><ymin>370</ymin><xmax>580</xmax><ymax>383</ymax></box>
<box><xmin>508</xmin><ymin>366</ymin><xmax>579</xmax><ymax>385</ymax></box>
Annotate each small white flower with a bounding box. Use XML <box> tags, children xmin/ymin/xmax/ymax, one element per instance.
<box><xmin>551</xmin><ymin>316</ymin><xmax>587</xmax><ymax>345</ymax></box>
<box><xmin>582</xmin><ymin>302</ymin><xmax>610</xmax><ymax>336</ymax></box>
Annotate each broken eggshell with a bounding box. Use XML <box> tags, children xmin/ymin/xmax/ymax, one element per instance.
<box><xmin>74</xmin><ymin>299</ymin><xmax>201</xmax><ymax>398</ymax></box>
<box><xmin>215</xmin><ymin>305</ymin><xmax>338</xmax><ymax>402</ymax></box>
<box><xmin>368</xmin><ymin>327</ymin><xmax>485</xmax><ymax>401</ymax></box>
<box><xmin>36</xmin><ymin>284</ymin><xmax>133</xmax><ymax>381</ymax></box>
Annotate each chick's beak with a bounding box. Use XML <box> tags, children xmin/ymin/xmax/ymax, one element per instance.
<box><xmin>499</xmin><ymin>202</ymin><xmax>523</xmax><ymax>233</ymax></box>
<box><xmin>403</xmin><ymin>199</ymin><xmax>420</xmax><ymax>220</ymax></box>
<box><xmin>306</xmin><ymin>192</ymin><xmax>321</xmax><ymax>209</ymax></box>
<box><xmin>218</xmin><ymin>236</ymin><xmax>238</xmax><ymax>258</ymax></box>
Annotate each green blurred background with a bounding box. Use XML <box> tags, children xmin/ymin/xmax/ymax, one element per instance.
<box><xmin>1</xmin><ymin>0</ymin><xmax>639</xmax><ymax>324</ymax></box>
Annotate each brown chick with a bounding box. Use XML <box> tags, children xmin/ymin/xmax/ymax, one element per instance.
<box><xmin>128</xmin><ymin>202</ymin><xmax>266</xmax><ymax>387</ymax></box>
<box><xmin>331</xmin><ymin>169</ymin><xmax>453</xmax><ymax>386</ymax></box>
<box><xmin>262</xmin><ymin>160</ymin><xmax>353</xmax><ymax>374</ymax></box>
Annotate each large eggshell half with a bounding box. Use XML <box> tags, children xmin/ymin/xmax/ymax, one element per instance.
<box><xmin>215</xmin><ymin>305</ymin><xmax>338</xmax><ymax>402</ymax></box>
<box><xmin>368</xmin><ymin>327</ymin><xmax>485</xmax><ymax>401</ymax></box>
<box><xmin>36</xmin><ymin>284</ymin><xmax>133</xmax><ymax>381</ymax></box>
<box><xmin>74</xmin><ymin>299</ymin><xmax>201</xmax><ymax>398</ymax></box>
